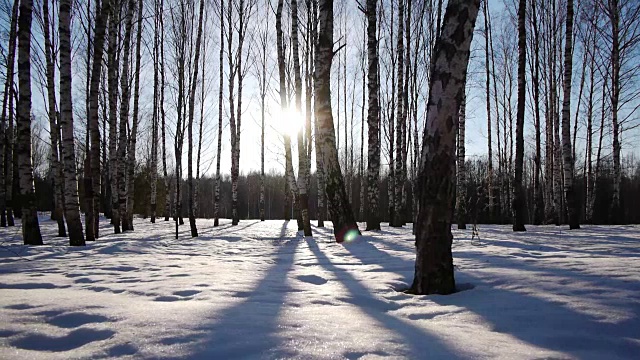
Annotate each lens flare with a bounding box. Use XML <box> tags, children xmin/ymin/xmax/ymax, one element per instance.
<box><xmin>344</xmin><ymin>229</ymin><xmax>360</xmax><ymax>243</ymax></box>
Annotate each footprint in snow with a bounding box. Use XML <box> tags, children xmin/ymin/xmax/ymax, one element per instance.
<box><xmin>296</xmin><ymin>275</ymin><xmax>328</xmax><ymax>285</ymax></box>
<box><xmin>11</xmin><ymin>328</ymin><xmax>115</xmax><ymax>352</ymax></box>
<box><xmin>47</xmin><ymin>312</ymin><xmax>111</xmax><ymax>329</ymax></box>
<box><xmin>173</xmin><ymin>290</ymin><xmax>200</xmax><ymax>297</ymax></box>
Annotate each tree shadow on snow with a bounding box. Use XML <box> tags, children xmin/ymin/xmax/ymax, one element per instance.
<box><xmin>341</xmin><ymin>235</ymin><xmax>640</xmax><ymax>359</ymax></box>
<box><xmin>305</xmin><ymin>237</ymin><xmax>464</xmax><ymax>358</ymax></box>
<box><xmin>158</xmin><ymin>232</ymin><xmax>301</xmax><ymax>358</ymax></box>
<box><xmin>432</xmin><ymin>270</ymin><xmax>640</xmax><ymax>359</ymax></box>
<box><xmin>198</xmin><ymin>220</ymin><xmax>261</xmax><ymax>237</ymax></box>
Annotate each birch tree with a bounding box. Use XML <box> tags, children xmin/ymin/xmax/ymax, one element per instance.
<box><xmin>512</xmin><ymin>0</ymin><xmax>526</xmax><ymax>231</ymax></box>
<box><xmin>315</xmin><ymin>0</ymin><xmax>360</xmax><ymax>242</ymax></box>
<box><xmin>364</xmin><ymin>0</ymin><xmax>380</xmax><ymax>231</ymax></box>
<box><xmin>125</xmin><ymin>0</ymin><xmax>143</xmax><ymax>230</ymax></box>
<box><xmin>59</xmin><ymin>0</ymin><xmax>88</xmax><ymax>245</ymax></box>
<box><xmin>41</xmin><ymin>0</ymin><xmax>66</xmax><ymax>237</ymax></box>
<box><xmin>108</xmin><ymin>0</ymin><xmax>121</xmax><ymax>232</ymax></box>
<box><xmin>0</xmin><ymin>1</ymin><xmax>20</xmax><ymax>227</ymax></box>
<box><xmin>150</xmin><ymin>0</ymin><xmax>160</xmax><ymax>223</ymax></box>
<box><xmin>482</xmin><ymin>0</ymin><xmax>494</xmax><ymax>221</ymax></box>
<box><xmin>117</xmin><ymin>0</ymin><xmax>136</xmax><ymax>232</ymax></box>
<box><xmin>456</xmin><ymin>84</ymin><xmax>467</xmax><ymax>230</ymax></box>
<box><xmin>0</xmin><ymin>0</ymin><xmax>18</xmax><ymax>228</ymax></box>
<box><xmin>410</xmin><ymin>0</ymin><xmax>479</xmax><ymax>295</ymax></box>
<box><xmin>292</xmin><ymin>0</ymin><xmax>312</xmax><ymax>236</ymax></box>
<box><xmin>391</xmin><ymin>0</ymin><xmax>405</xmax><ymax>228</ymax></box>
<box><xmin>561</xmin><ymin>0</ymin><xmax>580</xmax><ymax>229</ymax></box>
<box><xmin>187</xmin><ymin>0</ymin><xmax>205</xmax><ymax>237</ymax></box>
<box><xmin>16</xmin><ymin>0</ymin><xmax>44</xmax><ymax>245</ymax></box>
<box><xmin>276</xmin><ymin>0</ymin><xmax>301</xmax><ymax>228</ymax></box>
<box><xmin>214</xmin><ymin>0</ymin><xmax>224</xmax><ymax>227</ymax></box>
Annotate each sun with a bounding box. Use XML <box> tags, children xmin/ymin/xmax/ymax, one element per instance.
<box><xmin>275</xmin><ymin>107</ymin><xmax>304</xmax><ymax>140</ymax></box>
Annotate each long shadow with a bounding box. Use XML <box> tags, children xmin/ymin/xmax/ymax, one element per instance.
<box><xmin>432</xmin><ymin>271</ymin><xmax>640</xmax><ymax>359</ymax></box>
<box><xmin>198</xmin><ymin>220</ymin><xmax>261</xmax><ymax>237</ymax></box>
<box><xmin>352</xmin><ymin>234</ymin><xmax>640</xmax><ymax>300</ymax></box>
<box><xmin>342</xmin><ymin>235</ymin><xmax>414</xmax><ymax>283</ymax></box>
<box><xmin>159</xmin><ymin>235</ymin><xmax>300</xmax><ymax>358</ymax></box>
<box><xmin>304</xmin><ymin>238</ymin><xmax>463</xmax><ymax>358</ymax></box>
<box><xmin>453</xmin><ymin>249</ymin><xmax>640</xmax><ymax>294</ymax></box>
<box><xmin>342</xmin><ymin>236</ymin><xmax>640</xmax><ymax>358</ymax></box>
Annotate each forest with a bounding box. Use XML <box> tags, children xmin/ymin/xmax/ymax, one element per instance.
<box><xmin>1</xmin><ymin>0</ymin><xmax>640</xmax><ymax>286</ymax></box>
<box><xmin>1</xmin><ymin>0</ymin><xmax>640</xmax><ymax>357</ymax></box>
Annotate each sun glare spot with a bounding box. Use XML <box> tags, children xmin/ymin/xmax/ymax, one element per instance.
<box><xmin>276</xmin><ymin>108</ymin><xmax>304</xmax><ymax>139</ymax></box>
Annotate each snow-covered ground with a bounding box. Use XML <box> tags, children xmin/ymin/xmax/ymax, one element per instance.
<box><xmin>1</xmin><ymin>217</ymin><xmax>639</xmax><ymax>359</ymax></box>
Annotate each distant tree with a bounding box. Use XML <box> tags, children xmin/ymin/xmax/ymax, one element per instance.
<box><xmin>126</xmin><ymin>0</ymin><xmax>144</xmax><ymax>230</ymax></box>
<box><xmin>41</xmin><ymin>0</ymin><xmax>66</xmax><ymax>237</ymax></box>
<box><xmin>391</xmin><ymin>0</ymin><xmax>404</xmax><ymax>228</ymax></box>
<box><xmin>107</xmin><ymin>0</ymin><xmax>121</xmax><ymax>233</ymax></box>
<box><xmin>214</xmin><ymin>0</ymin><xmax>224</xmax><ymax>226</ymax></box>
<box><xmin>0</xmin><ymin>0</ymin><xmax>19</xmax><ymax>228</ymax></box>
<box><xmin>512</xmin><ymin>0</ymin><xmax>526</xmax><ymax>232</ymax></box>
<box><xmin>561</xmin><ymin>0</ymin><xmax>580</xmax><ymax>229</ymax></box>
<box><xmin>117</xmin><ymin>0</ymin><xmax>136</xmax><ymax>232</ymax></box>
<box><xmin>186</xmin><ymin>0</ymin><xmax>205</xmax><ymax>237</ymax></box>
<box><xmin>150</xmin><ymin>0</ymin><xmax>161</xmax><ymax>223</ymax></box>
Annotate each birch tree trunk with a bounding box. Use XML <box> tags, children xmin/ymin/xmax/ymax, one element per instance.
<box><xmin>359</xmin><ymin>51</ymin><xmax>365</xmax><ymax>222</ymax></box>
<box><xmin>227</xmin><ymin>0</ymin><xmax>238</xmax><ymax>225</ymax></box>
<box><xmin>365</xmin><ymin>0</ymin><xmax>380</xmax><ymax>231</ymax></box>
<box><xmin>150</xmin><ymin>0</ymin><xmax>160</xmax><ymax>223</ymax></box>
<box><xmin>609</xmin><ymin>0</ymin><xmax>621</xmax><ymax>222</ymax></box>
<box><xmin>5</xmin><ymin>77</ymin><xmax>15</xmax><ymax>227</ymax></box>
<box><xmin>118</xmin><ymin>0</ymin><xmax>135</xmax><ymax>232</ymax></box>
<box><xmin>160</xmin><ymin>0</ymin><xmax>170</xmax><ymax>222</ymax></box>
<box><xmin>16</xmin><ymin>0</ymin><xmax>43</xmax><ymax>245</ymax></box>
<box><xmin>276</xmin><ymin>0</ymin><xmax>298</xmax><ymax>228</ymax></box>
<box><xmin>512</xmin><ymin>0</ymin><xmax>526</xmax><ymax>232</ymax></box>
<box><xmin>315</xmin><ymin>0</ymin><xmax>360</xmax><ymax>243</ymax></box>
<box><xmin>258</xmin><ymin>9</ymin><xmax>269</xmax><ymax>222</ymax></box>
<box><xmin>530</xmin><ymin>0</ymin><xmax>543</xmax><ymax>225</ymax></box>
<box><xmin>551</xmin><ymin>1</ymin><xmax>563</xmax><ymax>225</ymax></box>
<box><xmin>126</xmin><ymin>0</ymin><xmax>143</xmax><ymax>230</ymax></box>
<box><xmin>482</xmin><ymin>0</ymin><xmax>493</xmax><ymax>222</ymax></box>
<box><xmin>233</xmin><ymin>0</ymin><xmax>249</xmax><ymax>226</ymax></box>
<box><xmin>195</xmin><ymin>20</ymin><xmax>206</xmax><ymax>219</ymax></box>
<box><xmin>42</xmin><ymin>0</ymin><xmax>66</xmax><ymax>237</ymax></box>
<box><xmin>561</xmin><ymin>0</ymin><xmax>579</xmax><ymax>229</ymax></box>
<box><xmin>187</xmin><ymin>0</ymin><xmax>205</xmax><ymax>237</ymax></box>
<box><xmin>400</xmin><ymin>0</ymin><xmax>411</xmax><ymax>225</ymax></box>
<box><xmin>391</xmin><ymin>0</ymin><xmax>405</xmax><ymax>228</ymax></box>
<box><xmin>292</xmin><ymin>0</ymin><xmax>312</xmax><ymax>236</ymax></box>
<box><xmin>214</xmin><ymin>0</ymin><xmax>224</xmax><ymax>227</ymax></box>
<box><xmin>59</xmin><ymin>0</ymin><xmax>89</xmax><ymax>245</ymax></box>
<box><xmin>410</xmin><ymin>0</ymin><xmax>479</xmax><ymax>295</ymax></box>
<box><xmin>108</xmin><ymin>0</ymin><xmax>121</xmax><ymax>232</ymax></box>
<box><xmin>456</xmin><ymin>85</ymin><xmax>467</xmax><ymax>230</ymax></box>
<box><xmin>585</xmin><ymin>27</ymin><xmax>596</xmax><ymax>223</ymax></box>
<box><xmin>0</xmin><ymin>0</ymin><xmax>18</xmax><ymax>228</ymax></box>
<box><xmin>313</xmin><ymin>0</ymin><xmax>325</xmax><ymax>228</ymax></box>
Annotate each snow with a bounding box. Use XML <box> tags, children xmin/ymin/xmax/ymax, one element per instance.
<box><xmin>1</xmin><ymin>217</ymin><xmax>639</xmax><ymax>359</ymax></box>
